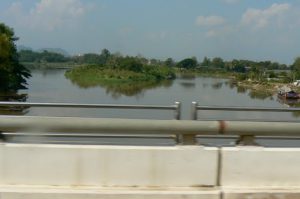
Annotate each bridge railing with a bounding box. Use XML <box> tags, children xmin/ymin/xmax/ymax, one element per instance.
<box><xmin>190</xmin><ymin>101</ymin><xmax>300</xmax><ymax>145</ymax></box>
<box><xmin>0</xmin><ymin>101</ymin><xmax>185</xmax><ymax>143</ymax></box>
<box><xmin>1</xmin><ymin>101</ymin><xmax>300</xmax><ymax>145</ymax></box>
<box><xmin>1</xmin><ymin>115</ymin><xmax>300</xmax><ymax>145</ymax></box>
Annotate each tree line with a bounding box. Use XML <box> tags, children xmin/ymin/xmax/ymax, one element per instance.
<box><xmin>19</xmin><ymin>48</ymin><xmax>300</xmax><ymax>80</ymax></box>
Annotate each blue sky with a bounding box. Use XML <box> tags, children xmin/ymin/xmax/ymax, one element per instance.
<box><xmin>1</xmin><ymin>0</ymin><xmax>300</xmax><ymax>64</ymax></box>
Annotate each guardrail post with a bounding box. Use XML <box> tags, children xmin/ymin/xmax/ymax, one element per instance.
<box><xmin>191</xmin><ymin>101</ymin><xmax>198</xmax><ymax>120</ymax></box>
<box><xmin>0</xmin><ymin>131</ymin><xmax>4</xmax><ymax>142</ymax></box>
<box><xmin>236</xmin><ymin>135</ymin><xmax>259</xmax><ymax>146</ymax></box>
<box><xmin>174</xmin><ymin>101</ymin><xmax>181</xmax><ymax>120</ymax></box>
<box><xmin>181</xmin><ymin>134</ymin><xmax>197</xmax><ymax>145</ymax></box>
<box><xmin>174</xmin><ymin>102</ymin><xmax>183</xmax><ymax>144</ymax></box>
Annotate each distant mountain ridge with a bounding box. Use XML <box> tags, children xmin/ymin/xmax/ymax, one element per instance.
<box><xmin>17</xmin><ymin>46</ymin><xmax>69</xmax><ymax>57</ymax></box>
<box><xmin>37</xmin><ymin>48</ymin><xmax>69</xmax><ymax>57</ymax></box>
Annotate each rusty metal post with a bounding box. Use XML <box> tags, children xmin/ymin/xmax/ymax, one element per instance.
<box><xmin>236</xmin><ymin>135</ymin><xmax>259</xmax><ymax>146</ymax></box>
<box><xmin>181</xmin><ymin>134</ymin><xmax>197</xmax><ymax>145</ymax></box>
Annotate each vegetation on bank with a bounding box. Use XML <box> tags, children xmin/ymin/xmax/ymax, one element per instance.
<box><xmin>0</xmin><ymin>23</ymin><xmax>30</xmax><ymax>92</ymax></box>
<box><xmin>65</xmin><ymin>53</ymin><xmax>176</xmax><ymax>88</ymax></box>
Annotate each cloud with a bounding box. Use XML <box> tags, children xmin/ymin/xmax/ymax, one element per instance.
<box><xmin>195</xmin><ymin>16</ymin><xmax>226</xmax><ymax>26</ymax></box>
<box><xmin>241</xmin><ymin>3</ymin><xmax>290</xmax><ymax>29</ymax></box>
<box><xmin>5</xmin><ymin>0</ymin><xmax>88</xmax><ymax>31</ymax></box>
<box><xmin>205</xmin><ymin>26</ymin><xmax>234</xmax><ymax>38</ymax></box>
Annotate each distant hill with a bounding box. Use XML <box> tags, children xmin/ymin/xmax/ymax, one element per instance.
<box><xmin>17</xmin><ymin>46</ymin><xmax>70</xmax><ymax>57</ymax></box>
<box><xmin>37</xmin><ymin>48</ymin><xmax>70</xmax><ymax>57</ymax></box>
<box><xmin>17</xmin><ymin>45</ymin><xmax>32</xmax><ymax>51</ymax></box>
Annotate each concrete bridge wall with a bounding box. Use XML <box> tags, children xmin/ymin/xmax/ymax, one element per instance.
<box><xmin>1</xmin><ymin>143</ymin><xmax>300</xmax><ymax>199</ymax></box>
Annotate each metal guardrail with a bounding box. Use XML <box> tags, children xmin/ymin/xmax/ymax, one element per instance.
<box><xmin>0</xmin><ymin>101</ymin><xmax>184</xmax><ymax>143</ymax></box>
<box><xmin>1</xmin><ymin>101</ymin><xmax>300</xmax><ymax>145</ymax></box>
<box><xmin>0</xmin><ymin>101</ymin><xmax>181</xmax><ymax>120</ymax></box>
<box><xmin>190</xmin><ymin>101</ymin><xmax>300</xmax><ymax>145</ymax></box>
<box><xmin>190</xmin><ymin>101</ymin><xmax>300</xmax><ymax>120</ymax></box>
<box><xmin>1</xmin><ymin>116</ymin><xmax>300</xmax><ymax>145</ymax></box>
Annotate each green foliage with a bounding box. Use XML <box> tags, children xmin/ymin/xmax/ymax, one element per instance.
<box><xmin>164</xmin><ymin>58</ymin><xmax>175</xmax><ymax>67</ymax></box>
<box><xmin>66</xmin><ymin>64</ymin><xmax>175</xmax><ymax>85</ymax></box>
<box><xmin>65</xmin><ymin>52</ymin><xmax>176</xmax><ymax>89</ymax></box>
<box><xmin>118</xmin><ymin>57</ymin><xmax>143</xmax><ymax>72</ymax></box>
<box><xmin>200</xmin><ymin>56</ymin><xmax>211</xmax><ymax>67</ymax></box>
<box><xmin>0</xmin><ymin>23</ymin><xmax>30</xmax><ymax>91</ymax></box>
<box><xmin>268</xmin><ymin>71</ymin><xmax>277</xmax><ymax>78</ymax></box>
<box><xmin>177</xmin><ymin>58</ymin><xmax>197</xmax><ymax>69</ymax></box>
<box><xmin>211</xmin><ymin>57</ymin><xmax>225</xmax><ymax>68</ymax></box>
<box><xmin>292</xmin><ymin>57</ymin><xmax>300</xmax><ymax>79</ymax></box>
<box><xmin>19</xmin><ymin>50</ymin><xmax>68</xmax><ymax>62</ymax></box>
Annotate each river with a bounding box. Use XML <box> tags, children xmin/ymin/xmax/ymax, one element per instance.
<box><xmin>3</xmin><ymin>69</ymin><xmax>300</xmax><ymax>146</ymax></box>
<box><xmin>23</xmin><ymin>69</ymin><xmax>299</xmax><ymax>120</ymax></box>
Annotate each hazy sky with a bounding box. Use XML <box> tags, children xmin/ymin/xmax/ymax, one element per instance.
<box><xmin>1</xmin><ymin>0</ymin><xmax>300</xmax><ymax>64</ymax></box>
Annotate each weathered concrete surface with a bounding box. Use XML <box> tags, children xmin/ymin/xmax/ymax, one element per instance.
<box><xmin>0</xmin><ymin>143</ymin><xmax>218</xmax><ymax>187</ymax></box>
<box><xmin>0</xmin><ymin>186</ymin><xmax>220</xmax><ymax>199</ymax></box>
<box><xmin>222</xmin><ymin>188</ymin><xmax>300</xmax><ymax>199</ymax></box>
<box><xmin>221</xmin><ymin>147</ymin><xmax>300</xmax><ymax>188</ymax></box>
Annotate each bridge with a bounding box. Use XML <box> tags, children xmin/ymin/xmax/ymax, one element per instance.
<box><xmin>0</xmin><ymin>101</ymin><xmax>300</xmax><ymax>199</ymax></box>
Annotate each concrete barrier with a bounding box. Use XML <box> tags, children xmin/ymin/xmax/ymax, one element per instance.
<box><xmin>221</xmin><ymin>147</ymin><xmax>300</xmax><ymax>199</ymax></box>
<box><xmin>221</xmin><ymin>147</ymin><xmax>300</xmax><ymax>188</ymax></box>
<box><xmin>3</xmin><ymin>143</ymin><xmax>300</xmax><ymax>198</ymax></box>
<box><xmin>0</xmin><ymin>186</ymin><xmax>220</xmax><ymax>199</ymax></box>
<box><xmin>0</xmin><ymin>143</ymin><xmax>218</xmax><ymax>187</ymax></box>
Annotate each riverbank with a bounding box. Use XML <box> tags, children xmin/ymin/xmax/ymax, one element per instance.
<box><xmin>232</xmin><ymin>79</ymin><xmax>300</xmax><ymax>96</ymax></box>
<box><xmin>183</xmin><ymin>69</ymin><xmax>299</xmax><ymax>96</ymax></box>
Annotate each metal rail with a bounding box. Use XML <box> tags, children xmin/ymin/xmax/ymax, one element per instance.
<box><xmin>1</xmin><ymin>101</ymin><xmax>300</xmax><ymax>145</ymax></box>
<box><xmin>190</xmin><ymin>101</ymin><xmax>300</xmax><ymax>120</ymax></box>
<box><xmin>190</xmin><ymin>102</ymin><xmax>300</xmax><ymax>145</ymax></box>
<box><xmin>0</xmin><ymin>101</ymin><xmax>177</xmax><ymax>110</ymax></box>
<box><xmin>0</xmin><ymin>101</ymin><xmax>181</xmax><ymax>120</ymax></box>
<box><xmin>1</xmin><ymin>116</ymin><xmax>300</xmax><ymax>145</ymax></box>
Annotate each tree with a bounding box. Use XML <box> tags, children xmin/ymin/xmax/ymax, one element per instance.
<box><xmin>119</xmin><ymin>57</ymin><xmax>143</xmax><ymax>72</ymax></box>
<box><xmin>177</xmin><ymin>58</ymin><xmax>197</xmax><ymax>69</ymax></box>
<box><xmin>292</xmin><ymin>57</ymin><xmax>300</xmax><ymax>79</ymax></box>
<box><xmin>164</xmin><ymin>58</ymin><xmax>175</xmax><ymax>67</ymax></box>
<box><xmin>0</xmin><ymin>23</ymin><xmax>30</xmax><ymax>91</ymax></box>
<box><xmin>230</xmin><ymin>59</ymin><xmax>246</xmax><ymax>73</ymax></box>
<box><xmin>211</xmin><ymin>57</ymin><xmax>225</xmax><ymax>68</ymax></box>
<box><xmin>200</xmin><ymin>56</ymin><xmax>211</xmax><ymax>67</ymax></box>
<box><xmin>100</xmin><ymin>48</ymin><xmax>111</xmax><ymax>64</ymax></box>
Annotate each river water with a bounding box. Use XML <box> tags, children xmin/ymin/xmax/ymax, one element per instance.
<box><xmin>4</xmin><ymin>69</ymin><xmax>300</xmax><ymax>146</ymax></box>
<box><xmin>22</xmin><ymin>69</ymin><xmax>299</xmax><ymax>121</ymax></box>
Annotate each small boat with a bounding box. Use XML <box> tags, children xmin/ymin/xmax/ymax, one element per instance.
<box><xmin>278</xmin><ymin>86</ymin><xmax>300</xmax><ymax>99</ymax></box>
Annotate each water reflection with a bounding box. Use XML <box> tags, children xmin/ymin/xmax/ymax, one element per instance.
<box><xmin>277</xmin><ymin>97</ymin><xmax>300</xmax><ymax>117</ymax></box>
<box><xmin>248</xmin><ymin>89</ymin><xmax>274</xmax><ymax>100</ymax></box>
<box><xmin>179</xmin><ymin>82</ymin><xmax>195</xmax><ymax>89</ymax></box>
<box><xmin>227</xmin><ymin>81</ymin><xmax>274</xmax><ymax>100</ymax></box>
<box><xmin>0</xmin><ymin>93</ymin><xmax>29</xmax><ymax>115</ymax></box>
<box><xmin>68</xmin><ymin>78</ymin><xmax>174</xmax><ymax>99</ymax></box>
<box><xmin>177</xmin><ymin>73</ymin><xmax>196</xmax><ymax>80</ymax></box>
<box><xmin>212</xmin><ymin>82</ymin><xmax>223</xmax><ymax>90</ymax></box>
<box><xmin>237</xmin><ymin>86</ymin><xmax>247</xmax><ymax>94</ymax></box>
